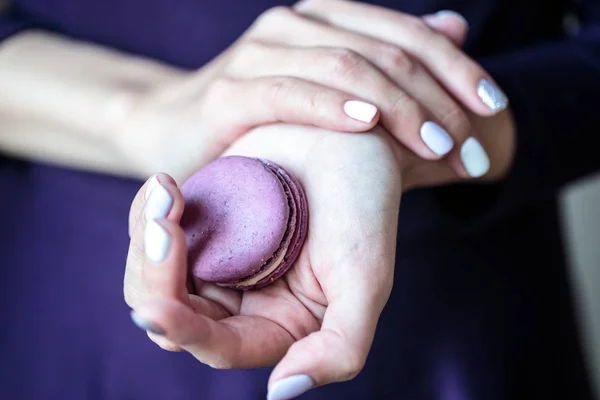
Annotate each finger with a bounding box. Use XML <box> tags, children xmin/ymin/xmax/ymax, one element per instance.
<box><xmin>194</xmin><ymin>281</ymin><xmax>242</xmax><ymax>317</ymax></box>
<box><xmin>266</xmin><ymin>294</ymin><xmax>380</xmax><ymax>399</ymax></box>
<box><xmin>227</xmin><ymin>41</ymin><xmax>462</xmax><ymax>163</ymax></box>
<box><xmin>246</xmin><ymin>17</ymin><xmax>486</xmax><ymax>171</ymax></box>
<box><xmin>142</xmin><ymin>294</ymin><xmax>234</xmax><ymax>353</ymax></box>
<box><xmin>134</xmin><ymin>217</ymin><xmax>232</xmax><ymax>353</ymax></box>
<box><xmin>422</xmin><ymin>10</ymin><xmax>469</xmax><ymax>47</ymax></box>
<box><xmin>200</xmin><ymin>76</ymin><xmax>380</xmax><ymax>145</ymax></box>
<box><xmin>147</xmin><ymin>331</ymin><xmax>184</xmax><ymax>352</ymax></box>
<box><xmin>134</xmin><ymin>212</ymin><xmax>233</xmax><ymax>327</ymax></box>
<box><xmin>124</xmin><ymin>177</ymin><xmax>184</xmax><ymax>308</ymax></box>
<box><xmin>141</xmin><ymin>218</ymin><xmax>190</xmax><ymax>304</ymax></box>
<box><xmin>131</xmin><ymin>298</ymin><xmax>296</xmax><ymax>369</ymax></box>
<box><xmin>128</xmin><ymin>173</ymin><xmax>178</xmax><ymax>238</ymax></box>
<box><xmin>295</xmin><ymin>0</ymin><xmax>509</xmax><ymax>115</ymax></box>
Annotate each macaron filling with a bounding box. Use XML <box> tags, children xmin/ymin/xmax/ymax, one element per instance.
<box><xmin>218</xmin><ymin>248</ymin><xmax>288</xmax><ymax>288</ymax></box>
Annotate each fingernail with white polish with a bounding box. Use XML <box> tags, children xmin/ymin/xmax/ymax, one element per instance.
<box><xmin>435</xmin><ymin>10</ymin><xmax>469</xmax><ymax>27</ymax></box>
<box><xmin>130</xmin><ymin>311</ymin><xmax>166</xmax><ymax>335</ymax></box>
<box><xmin>145</xmin><ymin>175</ymin><xmax>161</xmax><ymax>200</ymax></box>
<box><xmin>477</xmin><ymin>79</ymin><xmax>508</xmax><ymax>112</ymax></box>
<box><xmin>461</xmin><ymin>137</ymin><xmax>490</xmax><ymax>178</ymax></box>
<box><xmin>420</xmin><ymin>121</ymin><xmax>454</xmax><ymax>156</ymax></box>
<box><xmin>145</xmin><ymin>219</ymin><xmax>170</xmax><ymax>263</ymax></box>
<box><xmin>344</xmin><ymin>100</ymin><xmax>378</xmax><ymax>124</ymax></box>
<box><xmin>144</xmin><ymin>183</ymin><xmax>172</xmax><ymax>221</ymax></box>
<box><xmin>267</xmin><ymin>375</ymin><xmax>314</xmax><ymax>400</ymax></box>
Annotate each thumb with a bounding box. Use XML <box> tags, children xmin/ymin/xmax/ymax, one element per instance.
<box><xmin>423</xmin><ymin>10</ymin><xmax>469</xmax><ymax>47</ymax></box>
<box><xmin>267</xmin><ymin>295</ymin><xmax>380</xmax><ymax>400</ymax></box>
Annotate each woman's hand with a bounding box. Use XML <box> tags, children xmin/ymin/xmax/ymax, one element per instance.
<box><xmin>288</xmin><ymin>0</ymin><xmax>515</xmax><ymax>183</ymax></box>
<box><xmin>115</xmin><ymin>3</ymin><xmax>507</xmax><ymax>183</ymax></box>
<box><xmin>124</xmin><ymin>124</ymin><xmax>402</xmax><ymax>399</ymax></box>
<box><xmin>112</xmin><ymin>68</ymin><xmax>382</xmax><ymax>183</ymax></box>
<box><xmin>226</xmin><ymin>1</ymin><xmax>506</xmax><ymax>178</ymax></box>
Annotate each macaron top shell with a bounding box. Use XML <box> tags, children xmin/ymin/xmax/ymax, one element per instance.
<box><xmin>181</xmin><ymin>156</ymin><xmax>290</xmax><ymax>283</ymax></box>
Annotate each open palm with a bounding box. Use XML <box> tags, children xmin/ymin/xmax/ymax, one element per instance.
<box><xmin>124</xmin><ymin>123</ymin><xmax>402</xmax><ymax>392</ymax></box>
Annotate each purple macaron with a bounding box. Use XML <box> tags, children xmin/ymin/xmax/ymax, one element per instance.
<box><xmin>180</xmin><ymin>156</ymin><xmax>308</xmax><ymax>290</ymax></box>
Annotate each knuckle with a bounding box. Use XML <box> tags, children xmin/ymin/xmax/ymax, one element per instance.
<box><xmin>207</xmin><ymin>357</ymin><xmax>236</xmax><ymax>370</ymax></box>
<box><xmin>389</xmin><ymin>93</ymin><xmax>422</xmax><ymax>124</ymax></box>
<box><xmin>305</xmin><ymin>88</ymin><xmax>321</xmax><ymax>115</ymax></box>
<box><xmin>264</xmin><ymin>76</ymin><xmax>296</xmax><ymax>105</ymax></box>
<box><xmin>443</xmin><ymin>39</ymin><xmax>466</xmax><ymax>70</ymax></box>
<box><xmin>439</xmin><ymin>105</ymin><xmax>471</xmax><ymax>140</ymax></box>
<box><xmin>150</xmin><ymin>335</ymin><xmax>183</xmax><ymax>352</ymax></box>
<box><xmin>293</xmin><ymin>0</ymin><xmax>321</xmax><ymax>10</ymax></box>
<box><xmin>327</xmin><ymin>48</ymin><xmax>367</xmax><ymax>79</ymax></box>
<box><xmin>377</xmin><ymin>45</ymin><xmax>418</xmax><ymax>76</ymax></box>
<box><xmin>159</xmin><ymin>343</ymin><xmax>183</xmax><ymax>352</ymax></box>
<box><xmin>343</xmin><ymin>353</ymin><xmax>366</xmax><ymax>380</ymax></box>
<box><xmin>235</xmin><ymin>39</ymin><xmax>270</xmax><ymax>64</ymax></box>
<box><xmin>404</xmin><ymin>16</ymin><xmax>433</xmax><ymax>38</ymax></box>
<box><xmin>430</xmin><ymin>33</ymin><xmax>471</xmax><ymax>75</ymax></box>
<box><xmin>243</xmin><ymin>38</ymin><xmax>270</xmax><ymax>53</ymax></box>
<box><xmin>206</xmin><ymin>77</ymin><xmax>236</xmax><ymax>103</ymax></box>
<box><xmin>255</xmin><ymin>6</ymin><xmax>296</xmax><ymax>30</ymax></box>
<box><xmin>325</xmin><ymin>331</ymin><xmax>366</xmax><ymax>381</ymax></box>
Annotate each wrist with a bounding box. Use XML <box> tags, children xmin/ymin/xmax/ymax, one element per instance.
<box><xmin>101</xmin><ymin>62</ymin><xmax>187</xmax><ymax>147</ymax></box>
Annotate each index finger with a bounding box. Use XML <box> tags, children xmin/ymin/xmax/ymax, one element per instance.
<box><xmin>132</xmin><ymin>298</ymin><xmax>296</xmax><ymax>369</ymax></box>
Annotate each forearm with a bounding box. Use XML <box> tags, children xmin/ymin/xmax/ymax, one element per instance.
<box><xmin>0</xmin><ymin>31</ymin><xmax>183</xmax><ymax>176</ymax></box>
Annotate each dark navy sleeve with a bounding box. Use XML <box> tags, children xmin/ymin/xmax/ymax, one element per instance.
<box><xmin>0</xmin><ymin>5</ymin><xmax>32</xmax><ymax>42</ymax></box>
<box><xmin>433</xmin><ymin>0</ymin><xmax>600</xmax><ymax>229</ymax></box>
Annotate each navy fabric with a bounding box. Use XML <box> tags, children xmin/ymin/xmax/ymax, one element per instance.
<box><xmin>1</xmin><ymin>0</ymin><xmax>598</xmax><ymax>398</ymax></box>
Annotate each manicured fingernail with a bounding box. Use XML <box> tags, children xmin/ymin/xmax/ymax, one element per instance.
<box><xmin>145</xmin><ymin>220</ymin><xmax>170</xmax><ymax>263</ymax></box>
<box><xmin>420</xmin><ymin>121</ymin><xmax>454</xmax><ymax>156</ymax></box>
<box><xmin>144</xmin><ymin>183</ymin><xmax>172</xmax><ymax>221</ymax></box>
<box><xmin>130</xmin><ymin>311</ymin><xmax>166</xmax><ymax>335</ymax></box>
<box><xmin>145</xmin><ymin>175</ymin><xmax>160</xmax><ymax>200</ymax></box>
<box><xmin>267</xmin><ymin>375</ymin><xmax>314</xmax><ymax>400</ymax></box>
<box><xmin>477</xmin><ymin>79</ymin><xmax>508</xmax><ymax>112</ymax></box>
<box><xmin>434</xmin><ymin>10</ymin><xmax>469</xmax><ymax>27</ymax></box>
<box><xmin>343</xmin><ymin>100</ymin><xmax>378</xmax><ymax>124</ymax></box>
<box><xmin>460</xmin><ymin>137</ymin><xmax>490</xmax><ymax>178</ymax></box>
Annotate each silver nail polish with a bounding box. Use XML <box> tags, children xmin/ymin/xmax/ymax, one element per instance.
<box><xmin>477</xmin><ymin>79</ymin><xmax>508</xmax><ymax>112</ymax></box>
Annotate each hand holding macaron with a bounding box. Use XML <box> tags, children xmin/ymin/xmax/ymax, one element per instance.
<box><xmin>122</xmin><ymin>4</ymin><xmax>516</xmax><ymax>399</ymax></box>
<box><xmin>124</xmin><ymin>123</ymin><xmax>402</xmax><ymax>399</ymax></box>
